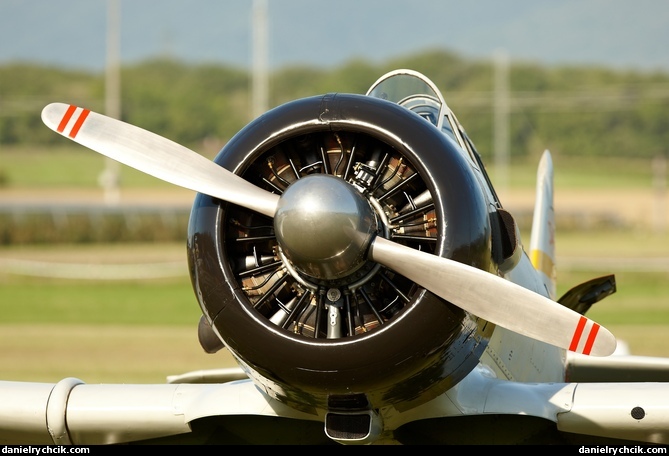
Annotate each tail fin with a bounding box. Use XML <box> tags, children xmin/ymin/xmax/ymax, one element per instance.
<box><xmin>529</xmin><ymin>150</ymin><xmax>557</xmax><ymax>299</ymax></box>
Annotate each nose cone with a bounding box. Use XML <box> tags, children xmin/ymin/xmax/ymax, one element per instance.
<box><xmin>274</xmin><ymin>175</ymin><xmax>377</xmax><ymax>280</ymax></box>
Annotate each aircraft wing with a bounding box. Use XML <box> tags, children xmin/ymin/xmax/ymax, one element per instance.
<box><xmin>1</xmin><ymin>365</ymin><xmax>668</xmax><ymax>445</ymax></box>
<box><xmin>385</xmin><ymin>364</ymin><xmax>669</xmax><ymax>445</ymax></box>
<box><xmin>567</xmin><ymin>351</ymin><xmax>669</xmax><ymax>383</ymax></box>
<box><xmin>0</xmin><ymin>376</ymin><xmax>321</xmax><ymax>445</ymax></box>
<box><xmin>557</xmin><ymin>382</ymin><xmax>669</xmax><ymax>444</ymax></box>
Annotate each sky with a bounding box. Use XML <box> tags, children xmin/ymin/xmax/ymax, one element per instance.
<box><xmin>1</xmin><ymin>0</ymin><xmax>668</xmax><ymax>73</ymax></box>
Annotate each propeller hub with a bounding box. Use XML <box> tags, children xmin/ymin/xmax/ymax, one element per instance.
<box><xmin>274</xmin><ymin>174</ymin><xmax>378</xmax><ymax>280</ymax></box>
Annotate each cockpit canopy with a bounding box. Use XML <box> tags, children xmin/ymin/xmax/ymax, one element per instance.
<box><xmin>367</xmin><ymin>69</ymin><xmax>501</xmax><ymax>209</ymax></box>
<box><xmin>366</xmin><ymin>69</ymin><xmax>463</xmax><ymax>148</ymax></box>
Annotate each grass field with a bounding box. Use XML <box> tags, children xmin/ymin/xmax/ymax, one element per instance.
<box><xmin>0</xmin><ymin>243</ymin><xmax>240</xmax><ymax>383</ymax></box>
<box><xmin>1</xmin><ymin>146</ymin><xmax>669</xmax><ymax>383</ymax></box>
<box><xmin>1</xmin><ymin>231</ymin><xmax>669</xmax><ymax>383</ymax></box>
<box><xmin>0</xmin><ymin>145</ymin><xmax>660</xmax><ymax>189</ymax></box>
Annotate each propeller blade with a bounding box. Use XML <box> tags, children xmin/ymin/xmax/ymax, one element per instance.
<box><xmin>41</xmin><ymin>104</ymin><xmax>615</xmax><ymax>356</ymax></box>
<box><xmin>369</xmin><ymin>236</ymin><xmax>616</xmax><ymax>356</ymax></box>
<box><xmin>41</xmin><ymin>103</ymin><xmax>279</xmax><ymax>218</ymax></box>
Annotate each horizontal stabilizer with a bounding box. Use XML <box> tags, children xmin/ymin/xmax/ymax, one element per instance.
<box><xmin>558</xmin><ymin>274</ymin><xmax>616</xmax><ymax>315</ymax></box>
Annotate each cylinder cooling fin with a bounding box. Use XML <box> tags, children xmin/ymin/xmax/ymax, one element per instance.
<box><xmin>188</xmin><ymin>93</ymin><xmax>494</xmax><ymax>411</ymax></box>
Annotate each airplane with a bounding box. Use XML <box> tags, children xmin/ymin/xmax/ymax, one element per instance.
<box><xmin>1</xmin><ymin>68</ymin><xmax>669</xmax><ymax>445</ymax></box>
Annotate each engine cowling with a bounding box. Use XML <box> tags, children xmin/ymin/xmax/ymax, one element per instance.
<box><xmin>187</xmin><ymin>93</ymin><xmax>495</xmax><ymax>414</ymax></box>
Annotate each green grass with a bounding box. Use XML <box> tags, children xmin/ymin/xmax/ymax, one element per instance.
<box><xmin>0</xmin><ymin>145</ymin><xmax>661</xmax><ymax>190</ymax></box>
<box><xmin>1</xmin><ymin>145</ymin><xmax>669</xmax><ymax>381</ymax></box>
<box><xmin>0</xmin><ymin>145</ymin><xmax>182</xmax><ymax>188</ymax></box>
<box><xmin>553</xmin><ymin>230</ymin><xmax>669</xmax><ymax>257</ymax></box>
<box><xmin>0</xmin><ymin>229</ymin><xmax>668</xmax><ymax>385</ymax></box>
<box><xmin>0</xmin><ymin>276</ymin><xmax>200</xmax><ymax>325</ymax></box>
<box><xmin>0</xmin><ymin>244</ymin><xmax>236</xmax><ymax>383</ymax></box>
<box><xmin>0</xmin><ymin>324</ymin><xmax>238</xmax><ymax>383</ymax></box>
<box><xmin>492</xmin><ymin>154</ymin><xmax>657</xmax><ymax>190</ymax></box>
<box><xmin>0</xmin><ymin>243</ymin><xmax>198</xmax><ymax>325</ymax></box>
<box><xmin>558</xmin><ymin>269</ymin><xmax>669</xmax><ymax>325</ymax></box>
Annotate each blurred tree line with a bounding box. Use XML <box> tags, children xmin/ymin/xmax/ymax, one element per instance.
<box><xmin>1</xmin><ymin>49</ymin><xmax>669</xmax><ymax>160</ymax></box>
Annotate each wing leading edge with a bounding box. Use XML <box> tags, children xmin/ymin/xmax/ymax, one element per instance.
<box><xmin>0</xmin><ymin>378</ymin><xmax>317</xmax><ymax>445</ymax></box>
<box><xmin>2</xmin><ymin>365</ymin><xmax>668</xmax><ymax>445</ymax></box>
<box><xmin>384</xmin><ymin>364</ymin><xmax>669</xmax><ymax>445</ymax></box>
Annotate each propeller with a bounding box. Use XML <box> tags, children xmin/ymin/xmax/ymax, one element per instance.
<box><xmin>41</xmin><ymin>102</ymin><xmax>617</xmax><ymax>356</ymax></box>
<box><xmin>41</xmin><ymin>104</ymin><xmax>278</xmax><ymax>218</ymax></box>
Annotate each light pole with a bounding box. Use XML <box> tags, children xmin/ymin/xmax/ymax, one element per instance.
<box><xmin>100</xmin><ymin>0</ymin><xmax>121</xmax><ymax>205</ymax></box>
